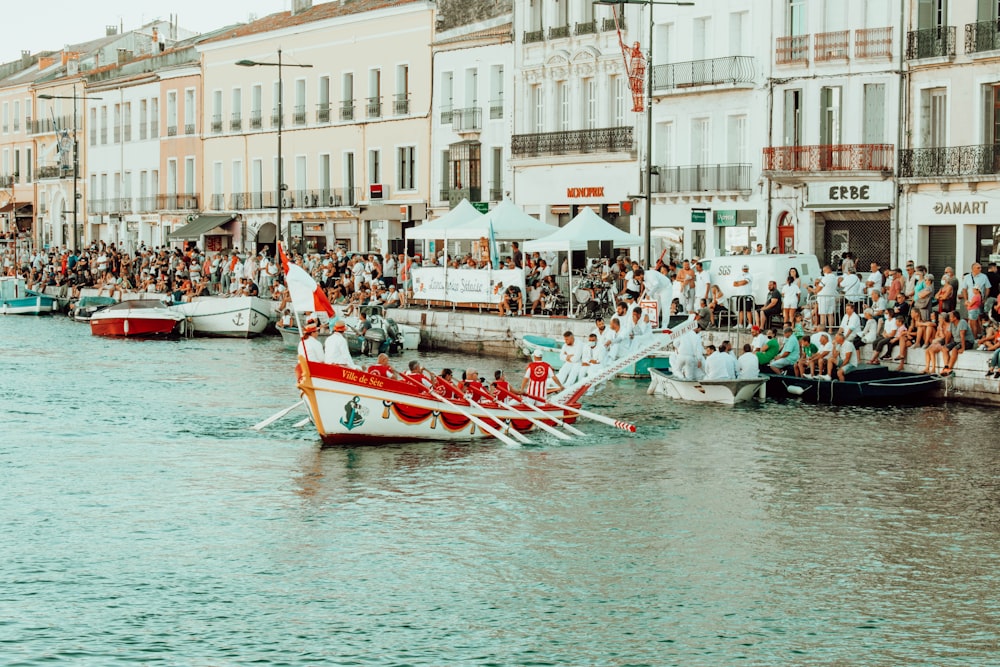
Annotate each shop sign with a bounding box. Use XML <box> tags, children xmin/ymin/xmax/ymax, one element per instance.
<box><xmin>714</xmin><ymin>210</ymin><xmax>736</xmax><ymax>227</ymax></box>
<box><xmin>805</xmin><ymin>181</ymin><xmax>893</xmax><ymax>209</ymax></box>
<box><xmin>566</xmin><ymin>187</ymin><xmax>605</xmax><ymax>198</ymax></box>
<box><xmin>933</xmin><ymin>201</ymin><xmax>988</xmax><ymax>215</ymax></box>
<box><xmin>691</xmin><ymin>209</ymin><xmax>707</xmax><ymax>223</ymax></box>
<box><xmin>471</xmin><ymin>201</ymin><xmax>489</xmax><ymax>214</ymax></box>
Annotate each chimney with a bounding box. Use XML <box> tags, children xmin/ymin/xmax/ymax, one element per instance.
<box><xmin>152</xmin><ymin>27</ymin><xmax>158</xmax><ymax>50</ymax></box>
<box><xmin>20</xmin><ymin>50</ymin><xmax>31</xmax><ymax>67</ymax></box>
<box><xmin>117</xmin><ymin>49</ymin><xmax>133</xmax><ymax>65</ymax></box>
<box><xmin>38</xmin><ymin>55</ymin><xmax>55</xmax><ymax>70</ymax></box>
<box><xmin>292</xmin><ymin>0</ymin><xmax>312</xmax><ymax>15</ymax></box>
<box><xmin>106</xmin><ymin>25</ymin><xmax>118</xmax><ymax>37</ymax></box>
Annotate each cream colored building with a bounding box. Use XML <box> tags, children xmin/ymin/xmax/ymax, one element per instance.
<box><xmin>197</xmin><ymin>0</ymin><xmax>435</xmax><ymax>256</ymax></box>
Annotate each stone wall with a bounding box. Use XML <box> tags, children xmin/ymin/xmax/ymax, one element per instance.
<box><xmin>436</xmin><ymin>0</ymin><xmax>512</xmax><ymax>32</ymax></box>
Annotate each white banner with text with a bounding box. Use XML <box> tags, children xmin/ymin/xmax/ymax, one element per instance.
<box><xmin>412</xmin><ymin>267</ymin><xmax>526</xmax><ymax>305</ymax></box>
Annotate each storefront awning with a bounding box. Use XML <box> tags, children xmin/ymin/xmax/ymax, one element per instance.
<box><xmin>166</xmin><ymin>214</ymin><xmax>236</xmax><ymax>240</ymax></box>
<box><xmin>0</xmin><ymin>202</ymin><xmax>32</xmax><ymax>215</ymax></box>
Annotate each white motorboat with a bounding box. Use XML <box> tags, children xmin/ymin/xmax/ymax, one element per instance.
<box><xmin>169</xmin><ymin>296</ymin><xmax>276</xmax><ymax>337</ymax></box>
<box><xmin>647</xmin><ymin>368</ymin><xmax>766</xmax><ymax>405</ymax></box>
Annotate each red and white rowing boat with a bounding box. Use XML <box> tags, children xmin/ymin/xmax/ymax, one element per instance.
<box><xmin>296</xmin><ymin>360</ymin><xmax>586</xmax><ymax>445</ymax></box>
<box><xmin>90</xmin><ymin>299</ymin><xmax>187</xmax><ymax>338</ymax></box>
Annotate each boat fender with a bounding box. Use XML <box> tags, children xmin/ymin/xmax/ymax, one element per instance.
<box><xmin>123</xmin><ymin>318</ymin><xmax>130</xmax><ymax>336</ymax></box>
<box><xmin>178</xmin><ymin>318</ymin><xmax>187</xmax><ymax>337</ymax></box>
<box><xmin>786</xmin><ymin>384</ymin><xmax>805</xmax><ymax>396</ymax></box>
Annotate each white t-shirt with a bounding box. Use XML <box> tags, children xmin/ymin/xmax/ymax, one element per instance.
<box><xmin>733</xmin><ymin>270</ymin><xmax>752</xmax><ymax>296</ymax></box>
<box><xmin>737</xmin><ymin>352</ymin><xmax>759</xmax><ymax>379</ymax></box>
<box><xmin>818</xmin><ymin>272</ymin><xmax>838</xmax><ymax>296</ymax></box>
<box><xmin>780</xmin><ymin>283</ymin><xmax>801</xmax><ymax>309</ymax></box>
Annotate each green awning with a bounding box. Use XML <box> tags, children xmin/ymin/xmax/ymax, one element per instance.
<box><xmin>167</xmin><ymin>214</ymin><xmax>235</xmax><ymax>240</ymax></box>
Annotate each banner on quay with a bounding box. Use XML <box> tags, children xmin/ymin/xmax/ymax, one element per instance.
<box><xmin>412</xmin><ymin>267</ymin><xmax>526</xmax><ymax>305</ymax></box>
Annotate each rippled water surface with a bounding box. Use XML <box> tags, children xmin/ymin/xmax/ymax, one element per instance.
<box><xmin>1</xmin><ymin>315</ymin><xmax>999</xmax><ymax>666</ymax></box>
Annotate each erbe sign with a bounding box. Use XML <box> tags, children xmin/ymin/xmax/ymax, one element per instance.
<box><xmin>412</xmin><ymin>267</ymin><xmax>526</xmax><ymax>305</ymax></box>
<box><xmin>566</xmin><ymin>187</ymin><xmax>605</xmax><ymax>198</ymax></box>
<box><xmin>806</xmin><ymin>181</ymin><xmax>893</xmax><ymax>209</ymax></box>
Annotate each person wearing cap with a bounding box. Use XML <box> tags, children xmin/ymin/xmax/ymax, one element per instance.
<box><xmin>384</xmin><ymin>283</ymin><xmax>401</xmax><ymax>307</ymax></box>
<box><xmin>749</xmin><ymin>325</ymin><xmax>767</xmax><ymax>352</ymax></box>
<box><xmin>298</xmin><ymin>323</ymin><xmax>324</xmax><ymax>363</ymax></box>
<box><xmin>732</xmin><ymin>264</ymin><xmax>754</xmax><ymax>330</ymax></box>
<box><xmin>324</xmin><ymin>320</ymin><xmax>360</xmax><ymax>369</ymax></box>
<box><xmin>521</xmin><ymin>349</ymin><xmax>563</xmax><ymax>400</ymax></box>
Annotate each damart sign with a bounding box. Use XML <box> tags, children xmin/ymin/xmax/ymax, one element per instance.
<box><xmin>412</xmin><ymin>267</ymin><xmax>526</xmax><ymax>305</ymax></box>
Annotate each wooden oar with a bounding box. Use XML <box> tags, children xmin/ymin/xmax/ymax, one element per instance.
<box><xmin>252</xmin><ymin>400</ymin><xmax>304</xmax><ymax>431</ymax></box>
<box><xmin>426</xmin><ymin>373</ymin><xmax>531</xmax><ymax>445</ymax></box>
<box><xmin>467</xmin><ymin>384</ymin><xmax>572</xmax><ymax>441</ymax></box>
<box><xmin>293</xmin><ymin>416</ymin><xmax>311</xmax><ymax>428</ymax></box>
<box><xmin>402</xmin><ymin>371</ymin><xmax>522</xmax><ymax>448</ymax></box>
<box><xmin>526</xmin><ymin>394</ymin><xmax>637</xmax><ymax>433</ymax></box>
<box><xmin>493</xmin><ymin>385</ymin><xmax>584</xmax><ymax>438</ymax></box>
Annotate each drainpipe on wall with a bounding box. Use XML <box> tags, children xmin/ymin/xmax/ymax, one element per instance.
<box><xmin>894</xmin><ymin>0</ymin><xmax>907</xmax><ymax>267</ymax></box>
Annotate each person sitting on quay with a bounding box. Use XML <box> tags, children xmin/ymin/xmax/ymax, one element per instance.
<box><xmin>825</xmin><ymin>331</ymin><xmax>857</xmax><ymax>382</ymax></box>
<box><xmin>869</xmin><ymin>313</ymin><xmax>905</xmax><ymax>364</ymax></box>
<box><xmin>749</xmin><ymin>325</ymin><xmax>768</xmax><ymax>352</ymax></box>
<box><xmin>755</xmin><ymin>329</ymin><xmax>781</xmax><ymax>368</ymax></box>
<box><xmin>793</xmin><ymin>335</ymin><xmax>819</xmax><ymax>378</ymax></box>
<box><xmin>757</xmin><ymin>279</ymin><xmax>782</xmax><ymax>331</ymax></box>
<box><xmin>940</xmin><ymin>310</ymin><xmax>973</xmax><ymax>376</ymax></box>
<box><xmin>499</xmin><ymin>283</ymin><xmax>523</xmax><ymax>317</ymax></box>
<box><xmin>979</xmin><ymin>324</ymin><xmax>1000</xmax><ymax>379</ymax></box>
<box><xmin>768</xmin><ymin>328</ymin><xmax>800</xmax><ymax>375</ymax></box>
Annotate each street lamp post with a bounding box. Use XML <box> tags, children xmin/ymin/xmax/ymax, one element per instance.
<box><xmin>237</xmin><ymin>50</ymin><xmax>312</xmax><ymax>250</ymax></box>
<box><xmin>596</xmin><ymin>0</ymin><xmax>693</xmax><ymax>267</ymax></box>
<box><xmin>39</xmin><ymin>87</ymin><xmax>99</xmax><ymax>252</ymax></box>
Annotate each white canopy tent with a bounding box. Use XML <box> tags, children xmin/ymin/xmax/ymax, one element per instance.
<box><xmin>524</xmin><ymin>207</ymin><xmax>643</xmax><ymax>313</ymax></box>
<box><xmin>405</xmin><ymin>198</ymin><xmax>484</xmax><ymax>241</ymax></box>
<box><xmin>447</xmin><ymin>199</ymin><xmax>556</xmax><ymax>240</ymax></box>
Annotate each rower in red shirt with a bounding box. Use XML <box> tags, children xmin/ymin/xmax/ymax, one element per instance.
<box><xmin>520</xmin><ymin>350</ymin><xmax>563</xmax><ymax>402</ymax></box>
<box><xmin>367</xmin><ymin>353</ymin><xmax>401</xmax><ymax>380</ymax></box>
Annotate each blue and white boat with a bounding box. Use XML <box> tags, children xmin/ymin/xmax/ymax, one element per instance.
<box><xmin>0</xmin><ymin>276</ymin><xmax>59</xmax><ymax>315</ymax></box>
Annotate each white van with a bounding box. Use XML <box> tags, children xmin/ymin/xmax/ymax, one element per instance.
<box><xmin>699</xmin><ymin>253</ymin><xmax>822</xmax><ymax>307</ymax></box>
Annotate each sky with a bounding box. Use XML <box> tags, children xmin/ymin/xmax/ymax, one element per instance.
<box><xmin>2</xmin><ymin>0</ymin><xmax>290</xmax><ymax>64</ymax></box>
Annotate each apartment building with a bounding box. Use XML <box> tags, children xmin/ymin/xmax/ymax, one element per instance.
<box><xmin>897</xmin><ymin>0</ymin><xmax>1000</xmax><ymax>276</ymax></box>
<box><xmin>197</xmin><ymin>0</ymin><xmax>435</xmax><ymax>256</ymax></box>
<box><xmin>0</xmin><ymin>54</ymin><xmax>40</xmax><ymax>240</ymax></box>
<box><xmin>640</xmin><ymin>0</ymin><xmax>768</xmax><ymax>261</ymax></box>
<box><xmin>510</xmin><ymin>0</ymin><xmax>638</xmax><ymax>250</ymax></box>
<box><xmin>764</xmin><ymin>0</ymin><xmax>901</xmax><ymax>270</ymax></box>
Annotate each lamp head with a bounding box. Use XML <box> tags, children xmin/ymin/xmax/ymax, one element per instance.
<box><xmin>235</xmin><ymin>59</ymin><xmax>258</xmax><ymax>67</ymax></box>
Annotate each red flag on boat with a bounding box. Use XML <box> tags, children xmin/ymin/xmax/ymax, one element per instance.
<box><xmin>278</xmin><ymin>242</ymin><xmax>334</xmax><ymax>316</ymax></box>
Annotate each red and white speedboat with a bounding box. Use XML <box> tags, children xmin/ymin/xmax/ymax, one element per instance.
<box><xmin>90</xmin><ymin>299</ymin><xmax>187</xmax><ymax>338</ymax></box>
<box><xmin>296</xmin><ymin>360</ymin><xmax>584</xmax><ymax>446</ymax></box>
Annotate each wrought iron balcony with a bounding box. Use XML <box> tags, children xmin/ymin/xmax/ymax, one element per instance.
<box><xmin>524</xmin><ymin>29</ymin><xmax>545</xmax><ymax>44</ymax></box>
<box><xmin>653</xmin><ymin>164</ymin><xmax>752</xmax><ymax>194</ymax></box>
<box><xmin>440</xmin><ymin>106</ymin><xmax>453</xmax><ymax>124</ymax></box>
<box><xmin>367</xmin><ymin>97</ymin><xmax>382</xmax><ymax>119</ymax></box>
<box><xmin>652</xmin><ymin>56</ymin><xmax>754</xmax><ymax>91</ymax></box>
<box><xmin>965</xmin><ymin>20</ymin><xmax>1000</xmax><ymax>54</ymax></box>
<box><xmin>156</xmin><ymin>194</ymin><xmax>200</xmax><ymax>210</ymax></box>
<box><xmin>900</xmin><ymin>144</ymin><xmax>1000</xmax><ymax>178</ymax></box>
<box><xmin>452</xmin><ymin>107</ymin><xmax>482</xmax><ymax>132</ymax></box>
<box><xmin>340</xmin><ymin>101</ymin><xmax>355</xmax><ymax>121</ymax></box>
<box><xmin>166</xmin><ymin>125</ymin><xmax>177</xmax><ymax>137</ymax></box>
<box><xmin>602</xmin><ymin>17</ymin><xmax>623</xmax><ymax>32</ymax></box>
<box><xmin>855</xmin><ymin>26</ymin><xmax>893</xmax><ymax>58</ymax></box>
<box><xmin>317</xmin><ymin>103</ymin><xmax>331</xmax><ymax>124</ymax></box>
<box><xmin>293</xmin><ymin>105</ymin><xmax>306</xmax><ymax>125</ymax></box>
<box><xmin>271</xmin><ymin>110</ymin><xmax>282</xmax><ymax>127</ymax></box>
<box><xmin>512</xmin><ymin>126</ymin><xmax>634</xmax><ymax>158</ymax></box>
<box><xmin>36</xmin><ymin>164</ymin><xmax>65</xmax><ymax>180</ymax></box>
<box><xmin>210</xmin><ymin>194</ymin><xmax>226</xmax><ymax>210</ymax></box>
<box><xmin>576</xmin><ymin>20</ymin><xmax>596</xmax><ymax>36</ymax></box>
<box><xmin>211</xmin><ymin>115</ymin><xmax>223</xmax><ymax>134</ymax></box>
<box><xmin>763</xmin><ymin>144</ymin><xmax>894</xmax><ymax>172</ymax></box>
<box><xmin>447</xmin><ymin>187</ymin><xmax>481</xmax><ymax>208</ymax></box>
<box><xmin>135</xmin><ymin>196</ymin><xmax>157</xmax><ymax>213</ymax></box>
<box><xmin>250</xmin><ymin>111</ymin><xmax>262</xmax><ymax>130</ymax></box>
<box><xmin>87</xmin><ymin>199</ymin><xmax>105</xmax><ymax>214</ymax></box>
<box><xmin>549</xmin><ymin>25</ymin><xmax>570</xmax><ymax>40</ymax></box>
<box><xmin>231</xmin><ymin>113</ymin><xmax>242</xmax><ymax>131</ymax></box>
<box><xmin>394</xmin><ymin>93</ymin><xmax>410</xmax><ymax>116</ymax></box>
<box><xmin>0</xmin><ymin>175</ymin><xmax>16</xmax><ymax>188</ymax></box>
<box><xmin>906</xmin><ymin>26</ymin><xmax>956</xmax><ymax>60</ymax></box>
<box><xmin>184</xmin><ymin>123</ymin><xmax>195</xmax><ymax>135</ymax></box>
<box><xmin>489</xmin><ymin>99</ymin><xmax>504</xmax><ymax>120</ymax></box>
<box><xmin>776</xmin><ymin>35</ymin><xmax>809</xmax><ymax>64</ymax></box>
<box><xmin>815</xmin><ymin>30</ymin><xmax>850</xmax><ymax>61</ymax></box>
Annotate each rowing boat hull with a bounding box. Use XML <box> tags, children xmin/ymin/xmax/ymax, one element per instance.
<box><xmin>761</xmin><ymin>365</ymin><xmax>942</xmax><ymax>404</ymax></box>
<box><xmin>169</xmin><ymin>296</ymin><xmax>275</xmax><ymax>337</ymax></box>
<box><xmin>648</xmin><ymin>369</ymin><xmax>766</xmax><ymax>405</ymax></box>
<box><xmin>297</xmin><ymin>361</ymin><xmax>578</xmax><ymax>445</ymax></box>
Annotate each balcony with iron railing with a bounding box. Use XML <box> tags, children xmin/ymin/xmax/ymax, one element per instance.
<box><xmin>157</xmin><ymin>193</ymin><xmax>200</xmax><ymax>210</ymax></box>
<box><xmin>340</xmin><ymin>101</ymin><xmax>355</xmax><ymax>121</ymax></box>
<box><xmin>489</xmin><ymin>99</ymin><xmax>504</xmax><ymax>120</ymax></box>
<box><xmin>184</xmin><ymin>122</ymin><xmax>195</xmax><ymax>135</ymax></box>
<box><xmin>512</xmin><ymin>126</ymin><xmax>634</xmax><ymax>158</ymax></box>
<box><xmin>231</xmin><ymin>112</ymin><xmax>242</xmax><ymax>131</ymax></box>
<box><xmin>965</xmin><ymin>20</ymin><xmax>1000</xmax><ymax>54</ymax></box>
<box><xmin>317</xmin><ymin>103</ymin><xmax>331</xmax><ymax>124</ymax></box>
<box><xmin>293</xmin><ymin>105</ymin><xmax>306</xmax><ymax>125</ymax></box>
<box><xmin>36</xmin><ymin>164</ymin><xmax>66</xmax><ymax>180</ymax></box>
<box><xmin>0</xmin><ymin>175</ymin><xmax>16</xmax><ymax>188</ymax></box>
<box><xmin>452</xmin><ymin>107</ymin><xmax>482</xmax><ymax>133</ymax></box>
<box><xmin>776</xmin><ymin>35</ymin><xmax>809</xmax><ymax>64</ymax></box>
<box><xmin>763</xmin><ymin>144</ymin><xmax>894</xmax><ymax>172</ymax></box>
<box><xmin>271</xmin><ymin>110</ymin><xmax>282</xmax><ymax>127</ymax></box>
<box><xmin>652</xmin><ymin>55</ymin><xmax>755</xmax><ymax>91</ymax></box>
<box><xmin>250</xmin><ymin>110</ymin><xmax>262</xmax><ymax>130</ymax></box>
<box><xmin>210</xmin><ymin>194</ymin><xmax>226</xmax><ymax>210</ymax></box>
<box><xmin>652</xmin><ymin>164</ymin><xmax>753</xmax><ymax>194</ymax></box>
<box><xmin>135</xmin><ymin>196</ymin><xmax>157</xmax><ymax>213</ymax></box>
<box><xmin>447</xmin><ymin>187</ymin><xmax>482</xmax><ymax>208</ymax></box>
<box><xmin>211</xmin><ymin>114</ymin><xmax>223</xmax><ymax>134</ymax></box>
<box><xmin>575</xmin><ymin>20</ymin><xmax>597</xmax><ymax>35</ymax></box>
<box><xmin>394</xmin><ymin>93</ymin><xmax>410</xmax><ymax>116</ymax></box>
<box><xmin>815</xmin><ymin>30</ymin><xmax>850</xmax><ymax>61</ymax></box>
<box><xmin>87</xmin><ymin>199</ymin><xmax>106</xmax><ymax>214</ymax></box>
<box><xmin>229</xmin><ymin>187</ymin><xmax>361</xmax><ymax>210</ymax></box>
<box><xmin>602</xmin><ymin>17</ymin><xmax>623</xmax><ymax>32</ymax></box>
<box><xmin>489</xmin><ymin>187</ymin><xmax>504</xmax><ymax>201</ymax></box>
<box><xmin>906</xmin><ymin>26</ymin><xmax>956</xmax><ymax>60</ymax></box>
<box><xmin>549</xmin><ymin>25</ymin><xmax>570</xmax><ymax>40</ymax></box>
<box><xmin>524</xmin><ymin>29</ymin><xmax>545</xmax><ymax>44</ymax></box>
<box><xmin>440</xmin><ymin>106</ymin><xmax>453</xmax><ymax>124</ymax></box>
<box><xmin>855</xmin><ymin>26</ymin><xmax>893</xmax><ymax>58</ymax></box>
<box><xmin>900</xmin><ymin>145</ymin><xmax>1000</xmax><ymax>178</ymax></box>
<box><xmin>29</xmin><ymin>116</ymin><xmax>78</xmax><ymax>135</ymax></box>
<box><xmin>366</xmin><ymin>97</ymin><xmax>382</xmax><ymax>119</ymax></box>
<box><xmin>166</xmin><ymin>125</ymin><xmax>177</xmax><ymax>137</ymax></box>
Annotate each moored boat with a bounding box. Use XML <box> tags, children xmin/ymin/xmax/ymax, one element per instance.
<box><xmin>69</xmin><ymin>295</ymin><xmax>118</xmax><ymax>322</ymax></box>
<box><xmin>647</xmin><ymin>368</ymin><xmax>766</xmax><ymax>405</ymax></box>
<box><xmin>296</xmin><ymin>360</ymin><xmax>582</xmax><ymax>445</ymax></box>
<box><xmin>761</xmin><ymin>364</ymin><xmax>942</xmax><ymax>404</ymax></box>
<box><xmin>169</xmin><ymin>295</ymin><xmax>275</xmax><ymax>337</ymax></box>
<box><xmin>90</xmin><ymin>299</ymin><xmax>187</xmax><ymax>337</ymax></box>
<box><xmin>0</xmin><ymin>277</ymin><xmax>59</xmax><ymax>315</ymax></box>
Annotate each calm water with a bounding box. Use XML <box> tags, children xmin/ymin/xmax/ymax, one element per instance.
<box><xmin>1</xmin><ymin>315</ymin><xmax>998</xmax><ymax>666</ymax></box>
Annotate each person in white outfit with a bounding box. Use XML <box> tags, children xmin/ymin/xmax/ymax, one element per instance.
<box><xmin>297</xmin><ymin>323</ymin><xmax>325</xmax><ymax>363</ymax></box>
<box><xmin>703</xmin><ymin>345</ymin><xmax>737</xmax><ymax>380</ymax></box>
<box><xmin>324</xmin><ymin>321</ymin><xmax>360</xmax><ymax>369</ymax></box>
<box><xmin>737</xmin><ymin>344</ymin><xmax>760</xmax><ymax>379</ymax></box>
<box><xmin>672</xmin><ymin>322</ymin><xmax>705</xmax><ymax>380</ymax></box>
<box><xmin>606</xmin><ymin>317</ymin><xmax>628</xmax><ymax>362</ymax></box>
<box><xmin>579</xmin><ymin>332</ymin><xmax>607</xmax><ymax>379</ymax></box>
<box><xmin>557</xmin><ymin>330</ymin><xmax>583</xmax><ymax>387</ymax></box>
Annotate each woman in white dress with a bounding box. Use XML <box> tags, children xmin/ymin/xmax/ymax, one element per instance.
<box><xmin>780</xmin><ymin>275</ymin><xmax>801</xmax><ymax>328</ymax></box>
